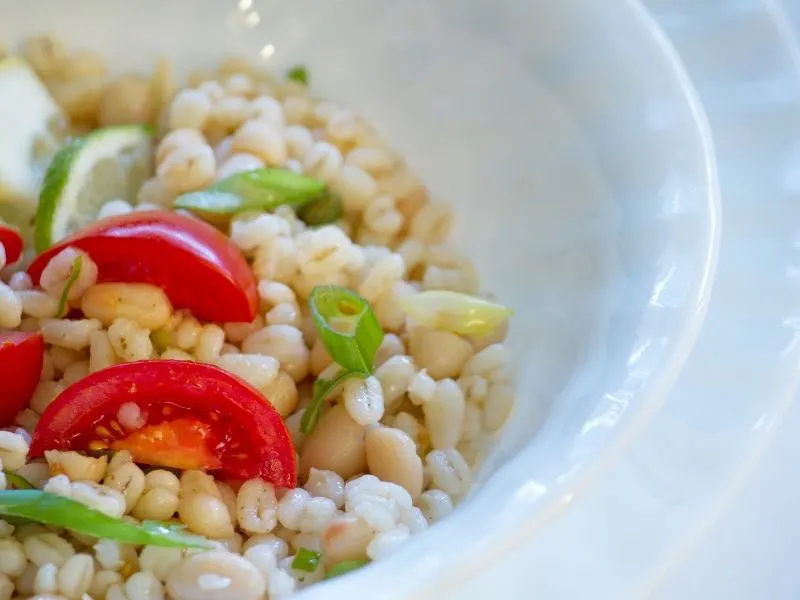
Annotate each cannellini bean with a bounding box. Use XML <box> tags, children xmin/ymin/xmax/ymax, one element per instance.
<box><xmin>365</xmin><ymin>427</ymin><xmax>423</xmax><ymax>500</ymax></box>
<box><xmin>409</xmin><ymin>328</ymin><xmax>474</xmax><ymax>380</ymax></box>
<box><xmin>44</xmin><ymin>450</ymin><xmax>107</xmax><ymax>483</ymax></box>
<box><xmin>166</xmin><ymin>551</ymin><xmax>266</xmax><ymax>600</ymax></box>
<box><xmin>132</xmin><ymin>487</ymin><xmax>179</xmax><ymax>522</ymax></box>
<box><xmin>81</xmin><ymin>283</ymin><xmax>173</xmax><ymax>330</ymax></box>
<box><xmin>320</xmin><ymin>514</ymin><xmax>373</xmax><ymax>564</ymax></box>
<box><xmin>236</xmin><ymin>479</ymin><xmax>278</xmax><ymax>535</ymax></box>
<box><xmin>39</xmin><ymin>248</ymin><xmax>98</xmax><ymax>304</ymax></box>
<box><xmin>300</xmin><ymin>404</ymin><xmax>366</xmax><ymax>480</ymax></box>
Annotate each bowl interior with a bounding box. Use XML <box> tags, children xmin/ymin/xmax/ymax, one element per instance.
<box><xmin>0</xmin><ymin>0</ymin><xmax>718</xmax><ymax>596</ymax></box>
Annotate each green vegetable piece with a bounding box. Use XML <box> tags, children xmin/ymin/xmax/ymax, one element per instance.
<box><xmin>309</xmin><ymin>286</ymin><xmax>383</xmax><ymax>375</ymax></box>
<box><xmin>292</xmin><ymin>547</ymin><xmax>321</xmax><ymax>572</ymax></box>
<box><xmin>325</xmin><ymin>559</ymin><xmax>370</xmax><ymax>579</ymax></box>
<box><xmin>0</xmin><ymin>490</ymin><xmax>211</xmax><ymax>549</ymax></box>
<box><xmin>300</xmin><ymin>368</ymin><xmax>360</xmax><ymax>434</ymax></box>
<box><xmin>286</xmin><ymin>65</ymin><xmax>309</xmax><ymax>85</ymax></box>
<box><xmin>56</xmin><ymin>255</ymin><xmax>82</xmax><ymax>317</ymax></box>
<box><xmin>208</xmin><ymin>168</ymin><xmax>326</xmax><ymax>213</ymax></box>
<box><xmin>297</xmin><ymin>193</ymin><xmax>342</xmax><ymax>226</ymax></box>
<box><xmin>149</xmin><ymin>328</ymin><xmax>172</xmax><ymax>354</ymax></box>
<box><xmin>4</xmin><ymin>472</ymin><xmax>34</xmax><ymax>490</ymax></box>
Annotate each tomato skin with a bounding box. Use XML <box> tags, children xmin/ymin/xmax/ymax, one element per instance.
<box><xmin>0</xmin><ymin>225</ymin><xmax>23</xmax><ymax>266</ymax></box>
<box><xmin>27</xmin><ymin>211</ymin><xmax>258</xmax><ymax>323</ymax></box>
<box><xmin>0</xmin><ymin>332</ymin><xmax>44</xmax><ymax>426</ymax></box>
<box><xmin>29</xmin><ymin>360</ymin><xmax>297</xmax><ymax>487</ymax></box>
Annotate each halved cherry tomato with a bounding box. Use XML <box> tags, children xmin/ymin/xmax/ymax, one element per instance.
<box><xmin>0</xmin><ymin>332</ymin><xmax>44</xmax><ymax>426</ymax></box>
<box><xmin>27</xmin><ymin>211</ymin><xmax>257</xmax><ymax>323</ymax></box>
<box><xmin>0</xmin><ymin>224</ymin><xmax>23</xmax><ymax>266</ymax></box>
<box><xmin>29</xmin><ymin>360</ymin><xmax>297</xmax><ymax>487</ymax></box>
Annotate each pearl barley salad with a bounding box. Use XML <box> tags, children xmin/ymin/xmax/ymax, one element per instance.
<box><xmin>0</xmin><ymin>36</ymin><xmax>515</xmax><ymax>600</ymax></box>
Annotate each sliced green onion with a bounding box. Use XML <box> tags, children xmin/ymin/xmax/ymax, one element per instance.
<box><xmin>4</xmin><ymin>472</ymin><xmax>34</xmax><ymax>490</ymax></box>
<box><xmin>309</xmin><ymin>286</ymin><xmax>383</xmax><ymax>375</ymax></box>
<box><xmin>292</xmin><ymin>547</ymin><xmax>321</xmax><ymax>572</ymax></box>
<box><xmin>149</xmin><ymin>328</ymin><xmax>172</xmax><ymax>354</ymax></box>
<box><xmin>0</xmin><ymin>490</ymin><xmax>211</xmax><ymax>549</ymax></box>
<box><xmin>398</xmin><ymin>290</ymin><xmax>513</xmax><ymax>337</ymax></box>
<box><xmin>206</xmin><ymin>168</ymin><xmax>326</xmax><ymax>213</ymax></box>
<box><xmin>286</xmin><ymin>65</ymin><xmax>309</xmax><ymax>85</ymax></box>
<box><xmin>57</xmin><ymin>255</ymin><xmax>82</xmax><ymax>316</ymax></box>
<box><xmin>325</xmin><ymin>559</ymin><xmax>370</xmax><ymax>579</ymax></box>
<box><xmin>297</xmin><ymin>193</ymin><xmax>342</xmax><ymax>226</ymax></box>
<box><xmin>300</xmin><ymin>368</ymin><xmax>360</xmax><ymax>434</ymax></box>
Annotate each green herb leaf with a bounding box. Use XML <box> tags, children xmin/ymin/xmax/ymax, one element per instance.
<box><xmin>0</xmin><ymin>491</ymin><xmax>211</xmax><ymax>549</ymax></box>
<box><xmin>206</xmin><ymin>168</ymin><xmax>326</xmax><ymax>213</ymax></box>
<box><xmin>297</xmin><ymin>193</ymin><xmax>342</xmax><ymax>226</ymax></box>
<box><xmin>309</xmin><ymin>286</ymin><xmax>384</xmax><ymax>375</ymax></box>
<box><xmin>325</xmin><ymin>559</ymin><xmax>370</xmax><ymax>579</ymax></box>
<box><xmin>286</xmin><ymin>65</ymin><xmax>309</xmax><ymax>85</ymax></box>
<box><xmin>300</xmin><ymin>368</ymin><xmax>361</xmax><ymax>434</ymax></box>
<box><xmin>4</xmin><ymin>472</ymin><xmax>34</xmax><ymax>490</ymax></box>
<box><xmin>292</xmin><ymin>547</ymin><xmax>321</xmax><ymax>572</ymax></box>
<box><xmin>57</xmin><ymin>255</ymin><xmax>82</xmax><ymax>316</ymax></box>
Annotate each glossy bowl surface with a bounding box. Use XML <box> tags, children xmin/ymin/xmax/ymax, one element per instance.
<box><xmin>0</xmin><ymin>1</ymin><xmax>719</xmax><ymax>597</ymax></box>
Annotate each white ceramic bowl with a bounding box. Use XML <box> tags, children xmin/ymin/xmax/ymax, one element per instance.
<box><xmin>0</xmin><ymin>0</ymin><xmax>719</xmax><ymax>597</ymax></box>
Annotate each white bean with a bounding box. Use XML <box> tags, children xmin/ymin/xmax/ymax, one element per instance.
<box><xmin>166</xmin><ymin>551</ymin><xmax>266</xmax><ymax>600</ymax></box>
<box><xmin>365</xmin><ymin>427</ymin><xmax>423</xmax><ymax>500</ymax></box>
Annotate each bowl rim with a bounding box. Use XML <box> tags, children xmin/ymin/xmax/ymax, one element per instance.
<box><xmin>298</xmin><ymin>0</ymin><xmax>721</xmax><ymax>597</ymax></box>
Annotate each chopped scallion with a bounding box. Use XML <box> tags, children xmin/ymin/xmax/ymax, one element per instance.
<box><xmin>209</xmin><ymin>168</ymin><xmax>326</xmax><ymax>213</ymax></box>
<box><xmin>292</xmin><ymin>547</ymin><xmax>321</xmax><ymax>572</ymax></box>
<box><xmin>309</xmin><ymin>286</ymin><xmax>383</xmax><ymax>375</ymax></box>
<box><xmin>4</xmin><ymin>472</ymin><xmax>34</xmax><ymax>490</ymax></box>
<box><xmin>398</xmin><ymin>290</ymin><xmax>512</xmax><ymax>337</ymax></box>
<box><xmin>286</xmin><ymin>65</ymin><xmax>309</xmax><ymax>85</ymax></box>
<box><xmin>300</xmin><ymin>368</ymin><xmax>360</xmax><ymax>434</ymax></box>
<box><xmin>325</xmin><ymin>559</ymin><xmax>370</xmax><ymax>579</ymax></box>
<box><xmin>297</xmin><ymin>192</ymin><xmax>342</xmax><ymax>226</ymax></box>
<box><xmin>57</xmin><ymin>255</ymin><xmax>82</xmax><ymax>316</ymax></box>
<box><xmin>0</xmin><ymin>490</ymin><xmax>211</xmax><ymax>549</ymax></box>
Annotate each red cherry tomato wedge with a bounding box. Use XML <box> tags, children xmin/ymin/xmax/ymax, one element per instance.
<box><xmin>27</xmin><ymin>211</ymin><xmax>257</xmax><ymax>323</ymax></box>
<box><xmin>0</xmin><ymin>224</ymin><xmax>23</xmax><ymax>266</ymax></box>
<box><xmin>0</xmin><ymin>332</ymin><xmax>44</xmax><ymax>426</ymax></box>
<box><xmin>29</xmin><ymin>360</ymin><xmax>297</xmax><ymax>487</ymax></box>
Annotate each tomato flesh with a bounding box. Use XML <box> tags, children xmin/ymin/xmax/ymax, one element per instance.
<box><xmin>111</xmin><ymin>418</ymin><xmax>223</xmax><ymax>471</ymax></box>
<box><xmin>30</xmin><ymin>360</ymin><xmax>297</xmax><ymax>487</ymax></box>
<box><xmin>27</xmin><ymin>211</ymin><xmax>258</xmax><ymax>323</ymax></box>
<box><xmin>0</xmin><ymin>225</ymin><xmax>23</xmax><ymax>266</ymax></box>
<box><xmin>0</xmin><ymin>332</ymin><xmax>44</xmax><ymax>426</ymax></box>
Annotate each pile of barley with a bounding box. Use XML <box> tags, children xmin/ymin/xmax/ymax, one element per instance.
<box><xmin>0</xmin><ymin>35</ymin><xmax>515</xmax><ymax>600</ymax></box>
